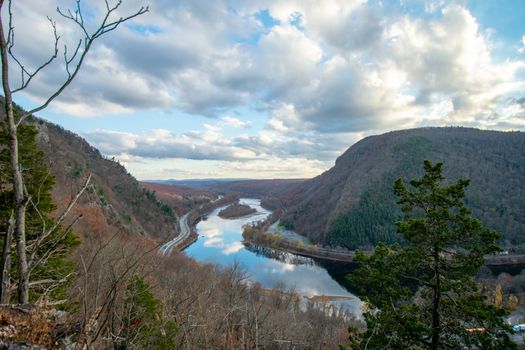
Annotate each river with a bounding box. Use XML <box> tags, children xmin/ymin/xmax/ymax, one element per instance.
<box><xmin>184</xmin><ymin>198</ymin><xmax>362</xmax><ymax>316</ymax></box>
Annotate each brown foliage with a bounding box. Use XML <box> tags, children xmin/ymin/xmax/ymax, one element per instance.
<box><xmin>140</xmin><ymin>182</ymin><xmax>216</xmax><ymax>216</ymax></box>
<box><xmin>34</xmin><ymin>119</ymin><xmax>178</xmax><ymax>242</ymax></box>
<box><xmin>65</xmin><ymin>230</ymin><xmax>356</xmax><ymax>349</ymax></box>
<box><xmin>0</xmin><ymin>304</ymin><xmax>59</xmax><ymax>348</ymax></box>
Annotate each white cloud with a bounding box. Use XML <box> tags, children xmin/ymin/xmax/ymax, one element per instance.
<box><xmin>83</xmin><ymin>122</ymin><xmax>357</xmax><ymax>164</ymax></box>
<box><xmin>203</xmin><ymin>237</ymin><xmax>224</xmax><ymax>248</ymax></box>
<box><xmin>12</xmin><ymin>0</ymin><xmax>525</xmax><ymax>128</ymax></box>
<box><xmin>266</xmin><ymin>104</ymin><xmax>307</xmax><ymax>132</ymax></box>
<box><xmin>8</xmin><ymin>0</ymin><xmax>525</xmax><ymax>179</ymax></box>
<box><xmin>519</xmin><ymin>35</ymin><xmax>525</xmax><ymax>53</ymax></box>
<box><xmin>83</xmin><ymin>128</ymin><xmax>258</xmax><ymax>161</ymax></box>
<box><xmin>257</xmin><ymin>2</ymin><xmax>525</xmax><ymax>133</ymax></box>
<box><xmin>222</xmin><ymin>242</ymin><xmax>244</xmax><ymax>255</ymax></box>
<box><xmin>221</xmin><ymin>116</ymin><xmax>249</xmax><ymax>128</ymax></box>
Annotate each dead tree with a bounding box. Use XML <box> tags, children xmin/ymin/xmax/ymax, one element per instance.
<box><xmin>0</xmin><ymin>0</ymin><xmax>147</xmax><ymax>303</ymax></box>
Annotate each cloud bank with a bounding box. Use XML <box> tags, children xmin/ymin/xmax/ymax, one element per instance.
<box><xmin>7</xmin><ymin>0</ymin><xmax>525</xmax><ymax>178</ymax></box>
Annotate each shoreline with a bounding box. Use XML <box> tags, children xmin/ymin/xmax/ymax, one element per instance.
<box><xmin>242</xmin><ymin>236</ymin><xmax>357</xmax><ymax>263</ymax></box>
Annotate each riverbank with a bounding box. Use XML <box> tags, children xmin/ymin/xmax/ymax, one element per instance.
<box><xmin>242</xmin><ymin>225</ymin><xmax>356</xmax><ymax>263</ymax></box>
<box><xmin>160</xmin><ymin>195</ymin><xmax>239</xmax><ymax>254</ymax></box>
<box><xmin>183</xmin><ymin>198</ymin><xmax>363</xmax><ymax>317</ymax></box>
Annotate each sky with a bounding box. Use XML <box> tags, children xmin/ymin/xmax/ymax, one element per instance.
<box><xmin>4</xmin><ymin>0</ymin><xmax>525</xmax><ymax>180</ymax></box>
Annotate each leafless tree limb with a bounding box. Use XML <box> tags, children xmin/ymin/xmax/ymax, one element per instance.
<box><xmin>27</xmin><ymin>173</ymin><xmax>91</xmax><ymax>265</ymax></box>
<box><xmin>8</xmin><ymin>274</ymin><xmax>71</xmax><ymax>293</ymax></box>
<box><xmin>1</xmin><ymin>0</ymin><xmax>147</xmax><ymax>304</ymax></box>
<box><xmin>76</xmin><ymin>242</ymin><xmax>159</xmax><ymax>349</ymax></box>
<box><xmin>29</xmin><ymin>213</ymin><xmax>83</xmax><ymax>273</ymax></box>
<box><xmin>15</xmin><ymin>0</ymin><xmax>149</xmax><ymax>126</ymax></box>
<box><xmin>10</xmin><ymin>16</ymin><xmax>60</xmax><ymax>94</ymax></box>
<box><xmin>27</xmin><ymin>195</ymin><xmax>48</xmax><ymax>239</ymax></box>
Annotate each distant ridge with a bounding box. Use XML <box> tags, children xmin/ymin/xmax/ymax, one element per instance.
<box><xmin>146</xmin><ymin>178</ymin><xmax>254</xmax><ymax>188</ymax></box>
<box><xmin>145</xmin><ymin>178</ymin><xmax>307</xmax><ymax>198</ymax></box>
<box><xmin>277</xmin><ymin>127</ymin><xmax>525</xmax><ymax>249</ymax></box>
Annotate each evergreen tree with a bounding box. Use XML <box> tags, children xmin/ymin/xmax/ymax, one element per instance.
<box><xmin>348</xmin><ymin>161</ymin><xmax>515</xmax><ymax>349</ymax></box>
<box><xmin>118</xmin><ymin>275</ymin><xmax>177</xmax><ymax>349</ymax></box>
<box><xmin>0</xmin><ymin>121</ymin><xmax>79</xmax><ymax>302</ymax></box>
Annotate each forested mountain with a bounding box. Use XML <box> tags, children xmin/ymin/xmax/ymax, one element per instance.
<box><xmin>277</xmin><ymin>127</ymin><xmax>525</xmax><ymax>249</ymax></box>
<box><xmin>32</xmin><ymin>117</ymin><xmax>179</xmax><ymax>242</ymax></box>
<box><xmin>154</xmin><ymin>178</ymin><xmax>307</xmax><ymax>198</ymax></box>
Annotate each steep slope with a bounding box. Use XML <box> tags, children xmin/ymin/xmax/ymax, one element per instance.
<box><xmin>279</xmin><ymin>127</ymin><xmax>525</xmax><ymax>248</ymax></box>
<box><xmin>32</xmin><ymin>118</ymin><xmax>178</xmax><ymax>242</ymax></box>
<box><xmin>140</xmin><ymin>182</ymin><xmax>216</xmax><ymax>215</ymax></box>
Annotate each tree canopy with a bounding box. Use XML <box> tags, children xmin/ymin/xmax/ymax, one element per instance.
<box><xmin>348</xmin><ymin>160</ymin><xmax>516</xmax><ymax>349</ymax></box>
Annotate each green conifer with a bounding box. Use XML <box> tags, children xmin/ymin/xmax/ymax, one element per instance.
<box><xmin>348</xmin><ymin>161</ymin><xmax>515</xmax><ymax>349</ymax></box>
<box><xmin>0</xmin><ymin>120</ymin><xmax>79</xmax><ymax>303</ymax></box>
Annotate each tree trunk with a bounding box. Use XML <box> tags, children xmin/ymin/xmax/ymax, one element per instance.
<box><xmin>0</xmin><ymin>2</ymin><xmax>30</xmax><ymax>304</ymax></box>
<box><xmin>431</xmin><ymin>244</ymin><xmax>441</xmax><ymax>350</ymax></box>
<box><xmin>0</xmin><ymin>212</ymin><xmax>14</xmax><ymax>303</ymax></box>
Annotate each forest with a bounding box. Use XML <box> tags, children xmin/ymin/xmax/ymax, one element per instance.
<box><xmin>277</xmin><ymin>129</ymin><xmax>525</xmax><ymax>249</ymax></box>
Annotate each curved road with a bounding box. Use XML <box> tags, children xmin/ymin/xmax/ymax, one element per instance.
<box><xmin>159</xmin><ymin>196</ymin><xmax>226</xmax><ymax>256</ymax></box>
<box><xmin>159</xmin><ymin>213</ymin><xmax>191</xmax><ymax>256</ymax></box>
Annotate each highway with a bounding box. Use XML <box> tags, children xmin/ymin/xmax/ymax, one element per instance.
<box><xmin>159</xmin><ymin>196</ymin><xmax>226</xmax><ymax>256</ymax></box>
<box><xmin>159</xmin><ymin>213</ymin><xmax>191</xmax><ymax>256</ymax></box>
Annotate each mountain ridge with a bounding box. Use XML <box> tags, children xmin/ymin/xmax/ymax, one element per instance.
<box><xmin>277</xmin><ymin>127</ymin><xmax>525</xmax><ymax>248</ymax></box>
<box><xmin>31</xmin><ymin>117</ymin><xmax>179</xmax><ymax>243</ymax></box>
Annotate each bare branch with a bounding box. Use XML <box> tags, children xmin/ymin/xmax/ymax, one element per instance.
<box><xmin>27</xmin><ymin>174</ymin><xmax>91</xmax><ymax>264</ymax></box>
<box><xmin>6</xmin><ymin>0</ymin><xmax>13</xmax><ymax>48</ymax></box>
<box><xmin>76</xmin><ymin>0</ymin><xmax>84</xmax><ymax>28</ymax></box>
<box><xmin>10</xmin><ymin>17</ymin><xmax>60</xmax><ymax>94</ymax></box>
<box><xmin>442</xmin><ymin>291</ymin><xmax>459</xmax><ymax>307</ymax></box>
<box><xmin>400</xmin><ymin>273</ymin><xmax>436</xmax><ymax>289</ymax></box>
<box><xmin>27</xmin><ymin>195</ymin><xmax>47</xmax><ymax>239</ymax></box>
<box><xmin>57</xmin><ymin>4</ymin><xmax>89</xmax><ymax>39</ymax></box>
<box><xmin>29</xmin><ymin>214</ymin><xmax>83</xmax><ymax>272</ymax></box>
<box><xmin>85</xmin><ymin>231</ymin><xmax>119</xmax><ymax>275</ymax></box>
<box><xmin>64</xmin><ymin>40</ymin><xmax>82</xmax><ymax>77</ymax></box>
<box><xmin>8</xmin><ymin>275</ymin><xmax>71</xmax><ymax>293</ymax></box>
<box><xmin>34</xmin><ymin>170</ymin><xmax>52</xmax><ymax>207</ymax></box>
<box><xmin>16</xmin><ymin>1</ymin><xmax>148</xmax><ymax>126</ymax></box>
<box><xmin>76</xmin><ymin>242</ymin><xmax>160</xmax><ymax>347</ymax></box>
<box><xmin>29</xmin><ymin>276</ymin><xmax>70</xmax><ymax>288</ymax></box>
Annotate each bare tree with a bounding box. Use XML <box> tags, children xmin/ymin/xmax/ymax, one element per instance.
<box><xmin>73</xmin><ymin>233</ymin><xmax>158</xmax><ymax>349</ymax></box>
<box><xmin>0</xmin><ymin>0</ymin><xmax>148</xmax><ymax>303</ymax></box>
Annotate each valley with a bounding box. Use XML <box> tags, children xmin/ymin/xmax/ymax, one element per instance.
<box><xmin>3</xmin><ymin>113</ymin><xmax>525</xmax><ymax>348</ymax></box>
<box><xmin>184</xmin><ymin>198</ymin><xmax>362</xmax><ymax>316</ymax></box>
<box><xmin>137</xmin><ymin>127</ymin><xmax>525</xmax><ymax>348</ymax></box>
<box><xmin>3</xmin><ymin>0</ymin><xmax>525</xmax><ymax>347</ymax></box>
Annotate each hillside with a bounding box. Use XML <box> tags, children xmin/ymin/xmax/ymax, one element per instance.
<box><xmin>202</xmin><ymin>179</ymin><xmax>307</xmax><ymax>198</ymax></box>
<box><xmin>277</xmin><ymin>127</ymin><xmax>525</xmax><ymax>249</ymax></box>
<box><xmin>32</xmin><ymin>118</ymin><xmax>179</xmax><ymax>242</ymax></box>
<box><xmin>141</xmin><ymin>182</ymin><xmax>216</xmax><ymax>215</ymax></box>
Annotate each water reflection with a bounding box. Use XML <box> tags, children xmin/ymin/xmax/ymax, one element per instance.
<box><xmin>184</xmin><ymin>198</ymin><xmax>362</xmax><ymax>315</ymax></box>
<box><xmin>244</xmin><ymin>242</ymin><xmax>317</xmax><ymax>266</ymax></box>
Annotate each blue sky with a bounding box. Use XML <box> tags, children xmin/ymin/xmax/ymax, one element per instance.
<box><xmin>6</xmin><ymin>0</ymin><xmax>525</xmax><ymax>179</ymax></box>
